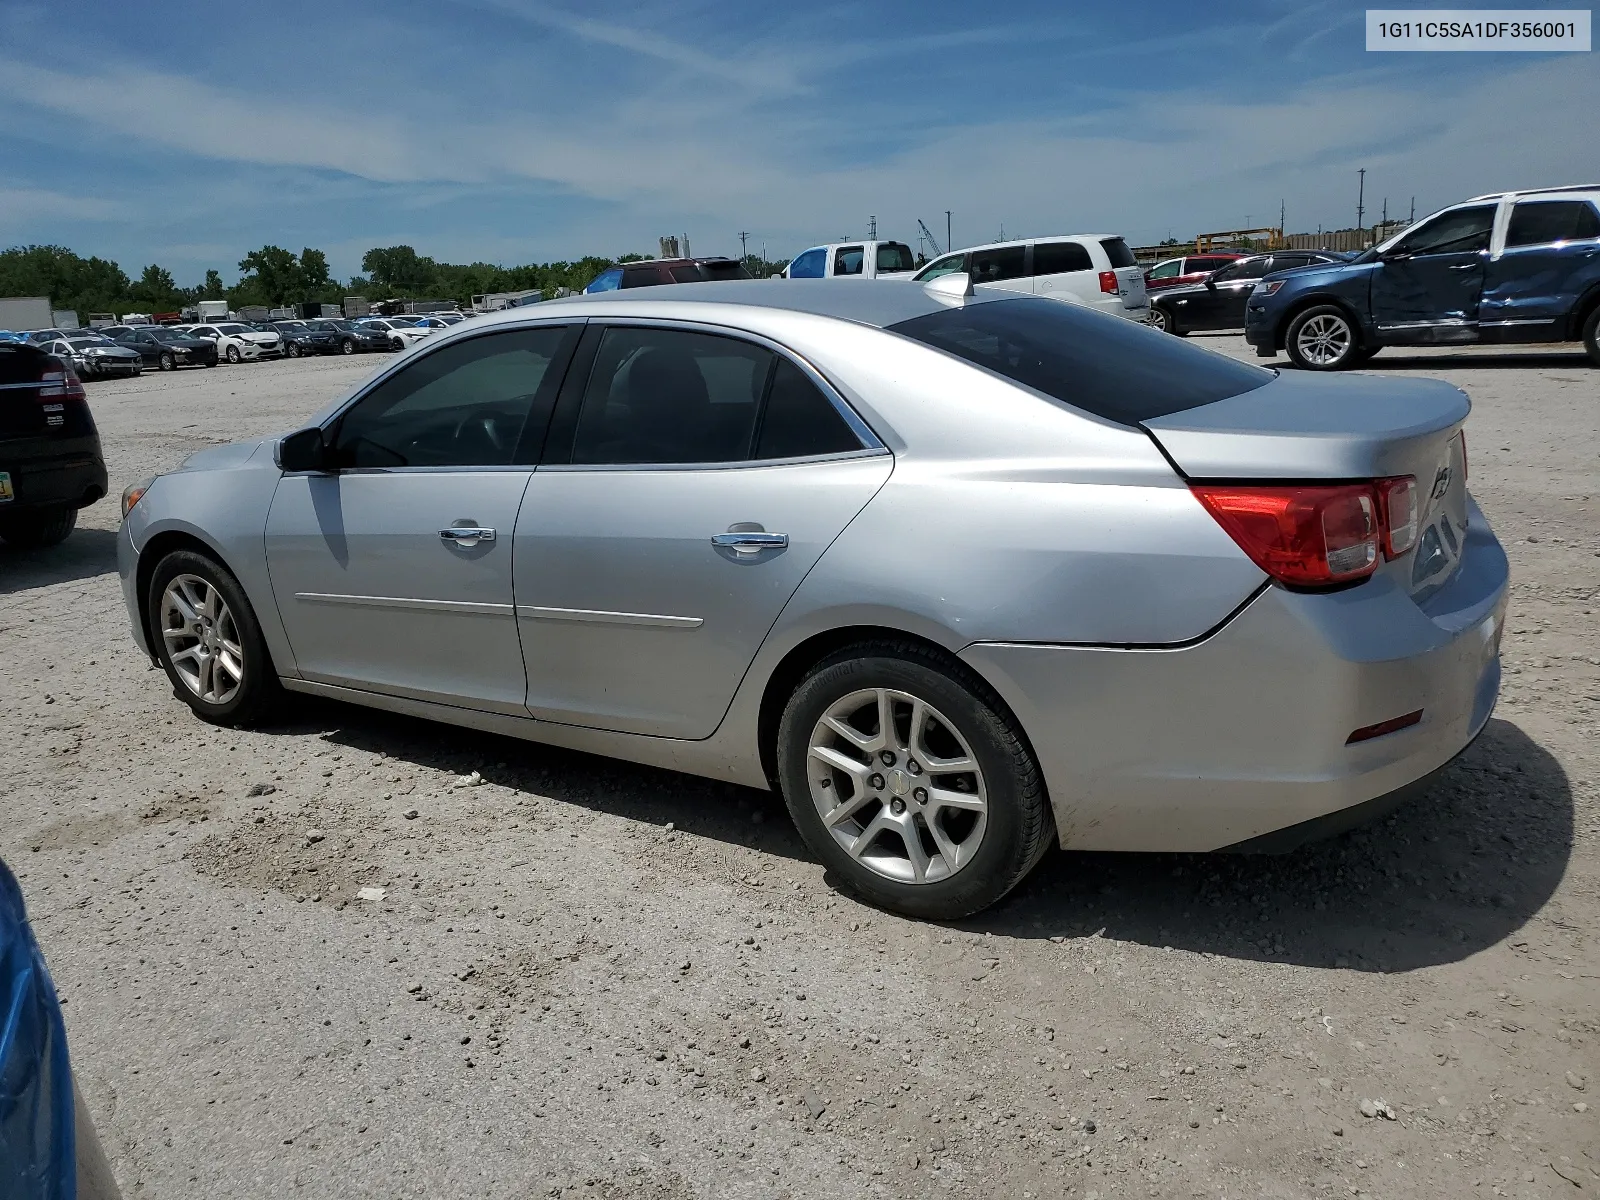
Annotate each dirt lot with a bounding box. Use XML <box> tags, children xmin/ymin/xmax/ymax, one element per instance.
<box><xmin>2</xmin><ymin>339</ymin><xmax>1596</xmax><ymax>1199</ymax></box>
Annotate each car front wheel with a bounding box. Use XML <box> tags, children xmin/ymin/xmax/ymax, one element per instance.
<box><xmin>341</xmin><ymin>338</ymin><xmax>356</xmax><ymax>355</ymax></box>
<box><xmin>286</xmin><ymin>342</ymin><xmax>302</xmax><ymax>358</ymax></box>
<box><xmin>1149</xmin><ymin>306</ymin><xmax>1183</xmax><ymax>335</ymax></box>
<box><xmin>148</xmin><ymin>550</ymin><xmax>280</xmax><ymax>726</ymax></box>
<box><xmin>0</xmin><ymin>505</ymin><xmax>77</xmax><ymax>548</ymax></box>
<box><xmin>1582</xmin><ymin>305</ymin><xmax>1600</xmax><ymax>367</ymax></box>
<box><xmin>226</xmin><ymin>345</ymin><xmax>241</xmax><ymax>363</ymax></box>
<box><xmin>158</xmin><ymin>352</ymin><xmax>175</xmax><ymax>372</ymax></box>
<box><xmin>1285</xmin><ymin>305</ymin><xmax>1362</xmax><ymax>370</ymax></box>
<box><xmin>777</xmin><ymin>642</ymin><xmax>1053</xmax><ymax>920</ymax></box>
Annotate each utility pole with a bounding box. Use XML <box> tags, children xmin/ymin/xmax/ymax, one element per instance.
<box><xmin>1279</xmin><ymin>199</ymin><xmax>1286</xmax><ymax>245</ymax></box>
<box><xmin>1382</xmin><ymin>197</ymin><xmax>1388</xmax><ymax>227</ymax></box>
<box><xmin>868</xmin><ymin>215</ymin><xmax>877</xmax><ymax>239</ymax></box>
<box><xmin>1409</xmin><ymin>196</ymin><xmax>1415</xmax><ymax>223</ymax></box>
<box><xmin>945</xmin><ymin>211</ymin><xmax>952</xmax><ymax>254</ymax></box>
<box><xmin>738</xmin><ymin>231</ymin><xmax>749</xmax><ymax>263</ymax></box>
<box><xmin>1356</xmin><ymin>168</ymin><xmax>1366</xmax><ymax>231</ymax></box>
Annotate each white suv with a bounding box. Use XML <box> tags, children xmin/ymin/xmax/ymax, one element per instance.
<box><xmin>913</xmin><ymin>235</ymin><xmax>1149</xmax><ymax>321</ymax></box>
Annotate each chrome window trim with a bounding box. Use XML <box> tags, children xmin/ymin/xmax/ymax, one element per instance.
<box><xmin>540</xmin><ymin>446</ymin><xmax>889</xmax><ymax>474</ymax></box>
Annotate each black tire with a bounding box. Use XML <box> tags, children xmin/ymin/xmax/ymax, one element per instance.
<box><xmin>226</xmin><ymin>344</ymin><xmax>241</xmax><ymax>363</ymax></box>
<box><xmin>147</xmin><ymin>549</ymin><xmax>281</xmax><ymax>726</ymax></box>
<box><xmin>158</xmin><ymin>352</ymin><xmax>175</xmax><ymax>372</ymax></box>
<box><xmin>390</xmin><ymin>337</ymin><xmax>404</xmax><ymax>352</ymax></box>
<box><xmin>341</xmin><ymin>338</ymin><xmax>356</xmax><ymax>355</ymax></box>
<box><xmin>286</xmin><ymin>341</ymin><xmax>302</xmax><ymax>358</ymax></box>
<box><xmin>0</xmin><ymin>505</ymin><xmax>77</xmax><ymax>548</ymax></box>
<box><xmin>776</xmin><ymin>641</ymin><xmax>1053</xmax><ymax>920</ymax></box>
<box><xmin>1284</xmin><ymin>304</ymin><xmax>1362</xmax><ymax>370</ymax></box>
<box><xmin>1149</xmin><ymin>306</ymin><xmax>1184</xmax><ymax>336</ymax></box>
<box><xmin>1582</xmin><ymin>305</ymin><xmax>1600</xmax><ymax>368</ymax></box>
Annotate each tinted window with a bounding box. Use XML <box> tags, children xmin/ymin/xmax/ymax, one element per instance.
<box><xmin>572</xmin><ymin>328</ymin><xmax>770</xmax><ymax>465</ymax></box>
<box><xmin>668</xmin><ymin>264</ymin><xmax>702</xmax><ymax>283</ymax></box>
<box><xmin>914</xmin><ymin>253</ymin><xmax>967</xmax><ymax>281</ymax></box>
<box><xmin>834</xmin><ymin>247</ymin><xmax>865</xmax><ymax>276</ymax></box>
<box><xmin>1099</xmin><ymin>238</ymin><xmax>1136</xmax><ymax>268</ymax></box>
<box><xmin>1032</xmin><ymin>241</ymin><xmax>1093</xmax><ymax>276</ymax></box>
<box><xmin>621</xmin><ymin>267</ymin><xmax>663</xmax><ymax>288</ymax></box>
<box><xmin>700</xmin><ymin>260</ymin><xmax>752</xmax><ymax>281</ymax></box>
<box><xmin>755</xmin><ymin>359</ymin><xmax>862</xmax><ymax>460</ymax></box>
<box><xmin>876</xmin><ymin>242</ymin><xmax>915</xmax><ymax>272</ymax></box>
<box><xmin>1188</xmin><ymin>257</ymin><xmax>1234</xmax><ymax>273</ymax></box>
<box><xmin>1392</xmin><ymin>206</ymin><xmax>1494</xmax><ymax>256</ymax></box>
<box><xmin>787</xmin><ymin>249</ymin><xmax>826</xmax><ymax>279</ymax></box>
<box><xmin>1266</xmin><ymin>254</ymin><xmax>1311</xmax><ymax>271</ymax></box>
<box><xmin>1214</xmin><ymin>257</ymin><xmax>1272</xmax><ymax>281</ymax></box>
<box><xmin>889</xmin><ymin>297</ymin><xmax>1273</xmax><ymax>425</ymax></box>
<box><xmin>333</xmin><ymin>328</ymin><xmax>567</xmax><ymax>469</ymax></box>
<box><xmin>1506</xmin><ymin>200</ymin><xmax>1600</xmax><ymax>247</ymax></box>
<box><xmin>970</xmin><ymin>245</ymin><xmax>1027</xmax><ymax>284</ymax></box>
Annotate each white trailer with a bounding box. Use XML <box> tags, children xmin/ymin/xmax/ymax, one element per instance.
<box><xmin>0</xmin><ymin>296</ymin><xmax>54</xmax><ymax>331</ymax></box>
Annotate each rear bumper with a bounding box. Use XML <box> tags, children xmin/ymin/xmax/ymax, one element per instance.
<box><xmin>960</xmin><ymin>501</ymin><xmax>1508</xmax><ymax>852</ymax></box>
<box><xmin>0</xmin><ymin>443</ymin><xmax>109</xmax><ymax>511</ymax></box>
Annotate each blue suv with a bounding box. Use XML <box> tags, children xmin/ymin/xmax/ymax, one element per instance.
<box><xmin>1246</xmin><ymin>185</ymin><xmax>1600</xmax><ymax>370</ymax></box>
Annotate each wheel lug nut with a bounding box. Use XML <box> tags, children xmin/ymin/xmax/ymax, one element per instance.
<box><xmin>880</xmin><ymin>751</ymin><xmax>895</xmax><ymax>766</ymax></box>
<box><xmin>914</xmin><ymin>787</ymin><xmax>928</xmax><ymax>804</ymax></box>
<box><xmin>890</xmin><ymin>798</ymin><xmax>906</xmax><ymax>815</ymax></box>
<box><xmin>869</xmin><ymin>773</ymin><xmax>885</xmax><ymax>790</ymax></box>
<box><xmin>907</xmin><ymin>760</ymin><xmax>922</xmax><ymax>776</ymax></box>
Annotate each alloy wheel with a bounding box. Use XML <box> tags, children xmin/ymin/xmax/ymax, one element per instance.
<box><xmin>1150</xmin><ymin>307</ymin><xmax>1171</xmax><ymax>333</ymax></box>
<box><xmin>1295</xmin><ymin>313</ymin><xmax>1352</xmax><ymax>366</ymax></box>
<box><xmin>159</xmin><ymin>574</ymin><xmax>245</xmax><ymax>705</ymax></box>
<box><xmin>806</xmin><ymin>688</ymin><xmax>988</xmax><ymax>885</ymax></box>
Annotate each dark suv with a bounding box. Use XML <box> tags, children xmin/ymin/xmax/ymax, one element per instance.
<box><xmin>1149</xmin><ymin>250</ymin><xmax>1350</xmax><ymax>335</ymax></box>
<box><xmin>0</xmin><ymin>341</ymin><xmax>108</xmax><ymax>547</ymax></box>
<box><xmin>584</xmin><ymin>257</ymin><xmax>752</xmax><ymax>292</ymax></box>
<box><xmin>1246</xmin><ymin>186</ymin><xmax>1600</xmax><ymax>369</ymax></box>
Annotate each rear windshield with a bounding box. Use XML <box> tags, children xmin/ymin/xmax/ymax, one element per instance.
<box><xmin>699</xmin><ymin>260</ymin><xmax>753</xmax><ymax>281</ymax></box>
<box><xmin>888</xmin><ymin>297</ymin><xmax>1272</xmax><ymax>425</ymax></box>
<box><xmin>1099</xmin><ymin>238</ymin><xmax>1136</xmax><ymax>268</ymax></box>
<box><xmin>877</xmin><ymin>242</ymin><xmax>916</xmax><ymax>272</ymax></box>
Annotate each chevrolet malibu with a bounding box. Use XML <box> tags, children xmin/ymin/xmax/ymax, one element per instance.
<box><xmin>117</xmin><ymin>278</ymin><xmax>1508</xmax><ymax>919</ymax></box>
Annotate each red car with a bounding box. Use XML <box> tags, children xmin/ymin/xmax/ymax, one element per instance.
<box><xmin>1143</xmin><ymin>252</ymin><xmax>1246</xmax><ymax>292</ymax></box>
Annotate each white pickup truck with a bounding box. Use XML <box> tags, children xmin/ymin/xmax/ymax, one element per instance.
<box><xmin>780</xmin><ymin>240</ymin><xmax>918</xmax><ymax>280</ymax></box>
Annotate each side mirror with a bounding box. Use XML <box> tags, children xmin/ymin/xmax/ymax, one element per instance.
<box><xmin>1204</xmin><ymin>277</ymin><xmax>1218</xmax><ymax>290</ymax></box>
<box><xmin>276</xmin><ymin>427</ymin><xmax>331</xmax><ymax>473</ymax></box>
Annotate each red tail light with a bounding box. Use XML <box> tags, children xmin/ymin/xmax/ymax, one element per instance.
<box><xmin>1098</xmin><ymin>270</ymin><xmax>1119</xmax><ymax>295</ymax></box>
<box><xmin>1376</xmin><ymin>476</ymin><xmax>1417</xmax><ymax>557</ymax></box>
<box><xmin>39</xmin><ymin>367</ymin><xmax>87</xmax><ymax>402</ymax></box>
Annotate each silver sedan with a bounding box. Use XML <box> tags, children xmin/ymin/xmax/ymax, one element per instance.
<box><xmin>117</xmin><ymin>277</ymin><xmax>1508</xmax><ymax>919</ymax></box>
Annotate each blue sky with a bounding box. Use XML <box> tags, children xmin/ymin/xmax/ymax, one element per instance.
<box><xmin>0</xmin><ymin>0</ymin><xmax>1595</xmax><ymax>284</ymax></box>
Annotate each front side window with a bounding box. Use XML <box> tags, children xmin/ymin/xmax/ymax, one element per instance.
<box><xmin>913</xmin><ymin>252</ymin><xmax>967</xmax><ymax>281</ymax></box>
<box><xmin>332</xmin><ymin>327</ymin><xmax>568</xmax><ymax>469</ymax></box>
<box><xmin>833</xmin><ymin>246</ymin><xmax>865</xmax><ymax>276</ymax></box>
<box><xmin>568</xmin><ymin>327</ymin><xmax>863</xmax><ymax>466</ymax></box>
<box><xmin>1146</xmin><ymin>260</ymin><xmax>1182</xmax><ymax>280</ymax></box>
<box><xmin>969</xmin><ymin>245</ymin><xmax>1027</xmax><ymax>284</ymax></box>
<box><xmin>787</xmin><ymin>248</ymin><xmax>826</xmax><ymax>279</ymax></box>
<box><xmin>876</xmin><ymin>242</ymin><xmax>915</xmax><ymax>272</ymax></box>
<box><xmin>1391</xmin><ymin>206</ymin><xmax>1495</xmax><ymax>256</ymax></box>
<box><xmin>1215</xmin><ymin>257</ymin><xmax>1272</xmax><ymax>281</ymax></box>
<box><xmin>889</xmin><ymin>297</ymin><xmax>1272</xmax><ymax>426</ymax></box>
<box><xmin>1506</xmin><ymin>200</ymin><xmax>1600</xmax><ymax>247</ymax></box>
<box><xmin>1032</xmin><ymin>241</ymin><xmax>1093</xmax><ymax>276</ymax></box>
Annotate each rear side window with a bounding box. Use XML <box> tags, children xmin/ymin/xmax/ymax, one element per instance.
<box><xmin>834</xmin><ymin>247</ymin><xmax>865</xmax><ymax>276</ymax></box>
<box><xmin>1032</xmin><ymin>241</ymin><xmax>1093</xmax><ymax>275</ymax></box>
<box><xmin>1506</xmin><ymin>200</ymin><xmax>1600</xmax><ymax>247</ymax></box>
<box><xmin>621</xmin><ymin>267</ymin><xmax>664</xmax><ymax>288</ymax></box>
<box><xmin>1188</xmin><ymin>257</ymin><xmax>1233</xmax><ymax>273</ymax></box>
<box><xmin>970</xmin><ymin>245</ymin><xmax>1026</xmax><ymax>284</ymax></box>
<box><xmin>787</xmin><ymin>249</ymin><xmax>826</xmax><ymax>279</ymax></box>
<box><xmin>889</xmin><ymin>297</ymin><xmax>1273</xmax><ymax>426</ymax></box>
<box><xmin>876</xmin><ymin>243</ymin><xmax>916</xmax><ymax>272</ymax></box>
<box><xmin>668</xmin><ymin>264</ymin><xmax>702</xmax><ymax>283</ymax></box>
<box><xmin>755</xmin><ymin>359</ymin><xmax>861</xmax><ymax>459</ymax></box>
<box><xmin>1099</xmin><ymin>238</ymin><xmax>1136</xmax><ymax>268</ymax></box>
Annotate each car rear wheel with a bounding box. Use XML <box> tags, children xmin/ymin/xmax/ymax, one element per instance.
<box><xmin>226</xmin><ymin>345</ymin><xmax>241</xmax><ymax>363</ymax></box>
<box><xmin>1285</xmin><ymin>305</ymin><xmax>1361</xmax><ymax>370</ymax></box>
<box><xmin>776</xmin><ymin>642</ymin><xmax>1053</xmax><ymax>920</ymax></box>
<box><xmin>158</xmin><ymin>352</ymin><xmax>175</xmax><ymax>372</ymax></box>
<box><xmin>148</xmin><ymin>550</ymin><xmax>280</xmax><ymax>726</ymax></box>
<box><xmin>1582</xmin><ymin>305</ymin><xmax>1600</xmax><ymax>367</ymax></box>
<box><xmin>0</xmin><ymin>505</ymin><xmax>77</xmax><ymax>548</ymax></box>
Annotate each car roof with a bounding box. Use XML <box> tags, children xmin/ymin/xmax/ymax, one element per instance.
<box><xmin>1467</xmin><ymin>183</ymin><xmax>1600</xmax><ymax>201</ymax></box>
<box><xmin>470</xmin><ymin>278</ymin><xmax>1002</xmax><ymax>331</ymax></box>
<box><xmin>617</xmin><ymin>257</ymin><xmax>739</xmax><ymax>267</ymax></box>
<box><xmin>937</xmin><ymin>234</ymin><xmax>1125</xmax><ymax>256</ymax></box>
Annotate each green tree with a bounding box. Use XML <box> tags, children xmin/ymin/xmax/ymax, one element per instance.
<box><xmin>0</xmin><ymin>245</ymin><xmax>132</xmax><ymax>318</ymax></box>
<box><xmin>202</xmin><ymin>269</ymin><xmax>226</xmax><ymax>300</ymax></box>
<box><xmin>298</xmin><ymin>248</ymin><xmax>332</xmax><ymax>297</ymax></box>
<box><xmin>236</xmin><ymin>245</ymin><xmax>302</xmax><ymax>305</ymax></box>
<box><xmin>361</xmin><ymin>245</ymin><xmax>436</xmax><ymax>295</ymax></box>
<box><xmin>129</xmin><ymin>263</ymin><xmax>182</xmax><ymax>311</ymax></box>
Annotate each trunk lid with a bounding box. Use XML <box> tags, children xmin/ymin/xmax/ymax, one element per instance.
<box><xmin>1142</xmin><ymin>370</ymin><xmax>1471</xmax><ymax>598</ymax></box>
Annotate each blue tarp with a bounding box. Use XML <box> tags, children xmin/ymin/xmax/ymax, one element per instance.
<box><xmin>0</xmin><ymin>858</ymin><xmax>75</xmax><ymax>1200</ymax></box>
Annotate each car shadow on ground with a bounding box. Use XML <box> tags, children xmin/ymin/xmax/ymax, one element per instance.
<box><xmin>272</xmin><ymin>695</ymin><xmax>814</xmax><ymax>863</ymax></box>
<box><xmin>0</xmin><ymin>527</ymin><xmax>120</xmax><ymax>596</ymax></box>
<box><xmin>978</xmin><ymin>718</ymin><xmax>1572</xmax><ymax>972</ymax></box>
<box><xmin>1245</xmin><ymin>347</ymin><xmax>1593</xmax><ymax>372</ymax></box>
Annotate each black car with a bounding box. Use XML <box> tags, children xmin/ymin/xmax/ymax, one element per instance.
<box><xmin>0</xmin><ymin>341</ymin><xmax>108</xmax><ymax>547</ymax></box>
<box><xmin>268</xmin><ymin>320</ymin><xmax>342</xmax><ymax>357</ymax></box>
<box><xmin>304</xmin><ymin>318</ymin><xmax>390</xmax><ymax>354</ymax></box>
<box><xmin>103</xmin><ymin>325</ymin><xmax>219</xmax><ymax>370</ymax></box>
<box><xmin>1149</xmin><ymin>250</ymin><xmax>1351</xmax><ymax>335</ymax></box>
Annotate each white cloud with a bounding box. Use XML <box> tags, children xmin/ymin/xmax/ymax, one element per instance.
<box><xmin>0</xmin><ymin>186</ymin><xmax>120</xmax><ymax>223</ymax></box>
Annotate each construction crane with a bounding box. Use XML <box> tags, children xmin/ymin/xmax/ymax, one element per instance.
<box><xmin>917</xmin><ymin>218</ymin><xmax>943</xmax><ymax>259</ymax></box>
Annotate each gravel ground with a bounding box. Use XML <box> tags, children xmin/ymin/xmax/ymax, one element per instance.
<box><xmin>2</xmin><ymin>339</ymin><xmax>1596</xmax><ymax>1199</ymax></box>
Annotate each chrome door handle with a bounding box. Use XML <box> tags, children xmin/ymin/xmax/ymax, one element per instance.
<box><xmin>1447</xmin><ymin>263</ymin><xmax>1477</xmax><ymax>270</ymax></box>
<box><xmin>711</xmin><ymin>532</ymin><xmax>788</xmax><ymax>554</ymax></box>
<box><xmin>440</xmin><ymin>526</ymin><xmax>496</xmax><ymax>547</ymax></box>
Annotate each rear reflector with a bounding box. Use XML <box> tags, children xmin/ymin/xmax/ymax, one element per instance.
<box><xmin>1191</xmin><ymin>483</ymin><xmax>1378</xmax><ymax>587</ymax></box>
<box><xmin>1346</xmin><ymin>709</ymin><xmax>1423</xmax><ymax>744</ymax></box>
<box><xmin>1098</xmin><ymin>270</ymin><xmax>1119</xmax><ymax>295</ymax></box>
